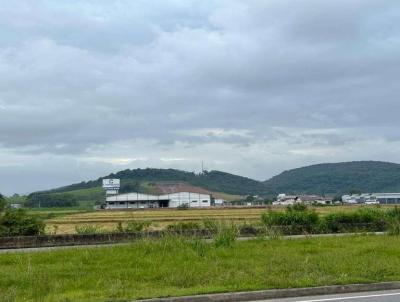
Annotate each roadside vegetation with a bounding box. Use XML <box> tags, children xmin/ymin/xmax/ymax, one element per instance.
<box><xmin>2</xmin><ymin>234</ymin><xmax>400</xmax><ymax>301</ymax></box>
<box><xmin>260</xmin><ymin>204</ymin><xmax>400</xmax><ymax>235</ymax></box>
<box><xmin>0</xmin><ymin>193</ymin><xmax>44</xmax><ymax>237</ymax></box>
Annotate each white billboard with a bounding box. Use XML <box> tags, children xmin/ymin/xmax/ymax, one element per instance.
<box><xmin>102</xmin><ymin>179</ymin><xmax>120</xmax><ymax>189</ymax></box>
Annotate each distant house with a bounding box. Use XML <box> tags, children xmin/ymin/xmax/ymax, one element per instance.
<box><xmin>273</xmin><ymin>194</ymin><xmax>329</xmax><ymax>205</ymax></box>
<box><xmin>10</xmin><ymin>203</ymin><xmax>22</xmax><ymax>209</ymax></box>
<box><xmin>214</xmin><ymin>199</ymin><xmax>226</xmax><ymax>206</ymax></box>
<box><xmin>273</xmin><ymin>194</ymin><xmax>301</xmax><ymax>205</ymax></box>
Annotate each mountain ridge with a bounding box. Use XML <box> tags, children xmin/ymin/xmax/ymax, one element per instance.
<box><xmin>32</xmin><ymin>161</ymin><xmax>400</xmax><ymax>202</ymax></box>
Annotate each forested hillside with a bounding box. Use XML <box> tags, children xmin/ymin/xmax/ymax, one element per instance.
<box><xmin>25</xmin><ymin>161</ymin><xmax>400</xmax><ymax>207</ymax></box>
<box><xmin>49</xmin><ymin>168</ymin><xmax>266</xmax><ymax>196</ymax></box>
<box><xmin>264</xmin><ymin>161</ymin><xmax>400</xmax><ymax>195</ymax></box>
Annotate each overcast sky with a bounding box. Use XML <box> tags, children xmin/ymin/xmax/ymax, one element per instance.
<box><xmin>1</xmin><ymin>0</ymin><xmax>400</xmax><ymax>195</ymax></box>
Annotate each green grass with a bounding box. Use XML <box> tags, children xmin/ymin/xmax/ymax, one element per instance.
<box><xmin>1</xmin><ymin>235</ymin><xmax>400</xmax><ymax>301</ymax></box>
<box><xmin>27</xmin><ymin>207</ymin><xmax>93</xmax><ymax>220</ymax></box>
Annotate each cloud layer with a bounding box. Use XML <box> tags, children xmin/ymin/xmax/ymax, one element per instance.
<box><xmin>1</xmin><ymin>0</ymin><xmax>400</xmax><ymax>194</ymax></box>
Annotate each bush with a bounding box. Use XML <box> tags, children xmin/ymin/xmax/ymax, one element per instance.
<box><xmin>386</xmin><ymin>206</ymin><xmax>400</xmax><ymax>221</ymax></box>
<box><xmin>166</xmin><ymin>222</ymin><xmax>202</xmax><ymax>232</ymax></box>
<box><xmin>321</xmin><ymin>207</ymin><xmax>386</xmax><ymax>233</ymax></box>
<box><xmin>0</xmin><ymin>209</ymin><xmax>45</xmax><ymax>236</ymax></box>
<box><xmin>385</xmin><ymin>206</ymin><xmax>400</xmax><ymax>235</ymax></box>
<box><xmin>260</xmin><ymin>205</ymin><xmax>392</xmax><ymax>235</ymax></box>
<box><xmin>177</xmin><ymin>204</ymin><xmax>189</xmax><ymax>210</ymax></box>
<box><xmin>237</xmin><ymin>222</ymin><xmax>260</xmax><ymax>235</ymax></box>
<box><xmin>261</xmin><ymin>205</ymin><xmax>319</xmax><ymax>234</ymax></box>
<box><xmin>288</xmin><ymin>203</ymin><xmax>308</xmax><ymax>212</ymax></box>
<box><xmin>388</xmin><ymin>221</ymin><xmax>400</xmax><ymax>235</ymax></box>
<box><xmin>202</xmin><ymin>218</ymin><xmax>219</xmax><ymax>233</ymax></box>
<box><xmin>213</xmin><ymin>224</ymin><xmax>238</xmax><ymax>248</ymax></box>
<box><xmin>0</xmin><ymin>193</ymin><xmax>6</xmax><ymax>212</ymax></box>
<box><xmin>75</xmin><ymin>224</ymin><xmax>103</xmax><ymax>234</ymax></box>
<box><xmin>124</xmin><ymin>220</ymin><xmax>152</xmax><ymax>232</ymax></box>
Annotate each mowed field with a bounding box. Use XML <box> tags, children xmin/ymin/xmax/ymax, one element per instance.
<box><xmin>3</xmin><ymin>235</ymin><xmax>400</xmax><ymax>301</ymax></box>
<box><xmin>45</xmin><ymin>205</ymin><xmax>395</xmax><ymax>234</ymax></box>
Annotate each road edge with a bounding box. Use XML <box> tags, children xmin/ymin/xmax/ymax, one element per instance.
<box><xmin>136</xmin><ymin>281</ymin><xmax>400</xmax><ymax>302</ymax></box>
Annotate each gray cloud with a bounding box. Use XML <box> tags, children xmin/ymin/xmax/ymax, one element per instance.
<box><xmin>0</xmin><ymin>0</ymin><xmax>400</xmax><ymax>194</ymax></box>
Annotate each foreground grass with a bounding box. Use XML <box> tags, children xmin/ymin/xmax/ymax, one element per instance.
<box><xmin>2</xmin><ymin>235</ymin><xmax>400</xmax><ymax>301</ymax></box>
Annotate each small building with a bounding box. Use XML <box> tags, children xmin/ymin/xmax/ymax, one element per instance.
<box><xmin>214</xmin><ymin>198</ymin><xmax>226</xmax><ymax>206</ymax></box>
<box><xmin>10</xmin><ymin>203</ymin><xmax>22</xmax><ymax>209</ymax></box>
<box><xmin>273</xmin><ymin>193</ymin><xmax>329</xmax><ymax>205</ymax></box>
<box><xmin>301</xmin><ymin>195</ymin><xmax>329</xmax><ymax>205</ymax></box>
<box><xmin>104</xmin><ymin>191</ymin><xmax>211</xmax><ymax>209</ymax></box>
<box><xmin>273</xmin><ymin>194</ymin><xmax>301</xmax><ymax>205</ymax></box>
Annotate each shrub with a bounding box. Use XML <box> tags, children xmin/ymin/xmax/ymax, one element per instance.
<box><xmin>115</xmin><ymin>222</ymin><xmax>124</xmax><ymax>233</ymax></box>
<box><xmin>213</xmin><ymin>224</ymin><xmax>238</xmax><ymax>248</ymax></box>
<box><xmin>166</xmin><ymin>222</ymin><xmax>202</xmax><ymax>232</ymax></box>
<box><xmin>187</xmin><ymin>238</ymin><xmax>209</xmax><ymax>257</ymax></box>
<box><xmin>75</xmin><ymin>224</ymin><xmax>103</xmax><ymax>234</ymax></box>
<box><xmin>125</xmin><ymin>220</ymin><xmax>152</xmax><ymax>232</ymax></box>
<box><xmin>237</xmin><ymin>222</ymin><xmax>260</xmax><ymax>235</ymax></box>
<box><xmin>177</xmin><ymin>204</ymin><xmax>189</xmax><ymax>210</ymax></box>
<box><xmin>388</xmin><ymin>221</ymin><xmax>400</xmax><ymax>235</ymax></box>
<box><xmin>0</xmin><ymin>193</ymin><xmax>6</xmax><ymax>212</ymax></box>
<box><xmin>0</xmin><ymin>209</ymin><xmax>45</xmax><ymax>236</ymax></box>
<box><xmin>321</xmin><ymin>207</ymin><xmax>386</xmax><ymax>233</ymax></box>
<box><xmin>202</xmin><ymin>218</ymin><xmax>219</xmax><ymax>233</ymax></box>
<box><xmin>288</xmin><ymin>203</ymin><xmax>308</xmax><ymax>212</ymax></box>
<box><xmin>385</xmin><ymin>206</ymin><xmax>400</xmax><ymax>235</ymax></box>
<box><xmin>261</xmin><ymin>205</ymin><xmax>319</xmax><ymax>234</ymax></box>
<box><xmin>386</xmin><ymin>206</ymin><xmax>400</xmax><ymax>221</ymax></box>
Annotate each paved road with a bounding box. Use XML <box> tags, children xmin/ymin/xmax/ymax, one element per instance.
<box><xmin>258</xmin><ymin>290</ymin><xmax>400</xmax><ymax>302</ymax></box>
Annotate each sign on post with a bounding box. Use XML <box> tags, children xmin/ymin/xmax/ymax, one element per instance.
<box><xmin>102</xmin><ymin>179</ymin><xmax>120</xmax><ymax>190</ymax></box>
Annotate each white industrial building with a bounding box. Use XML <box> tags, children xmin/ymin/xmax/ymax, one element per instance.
<box><xmin>104</xmin><ymin>192</ymin><xmax>211</xmax><ymax>209</ymax></box>
<box><xmin>342</xmin><ymin>193</ymin><xmax>400</xmax><ymax>204</ymax></box>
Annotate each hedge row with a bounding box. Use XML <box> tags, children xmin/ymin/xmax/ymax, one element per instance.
<box><xmin>261</xmin><ymin>204</ymin><xmax>400</xmax><ymax>235</ymax></box>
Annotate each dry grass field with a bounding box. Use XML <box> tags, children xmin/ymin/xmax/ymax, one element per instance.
<box><xmin>45</xmin><ymin>205</ymin><xmax>396</xmax><ymax>234</ymax></box>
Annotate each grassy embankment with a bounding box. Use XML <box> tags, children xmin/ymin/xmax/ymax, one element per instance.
<box><xmin>46</xmin><ymin>205</ymin><xmax>396</xmax><ymax>234</ymax></box>
<box><xmin>1</xmin><ymin>234</ymin><xmax>400</xmax><ymax>301</ymax></box>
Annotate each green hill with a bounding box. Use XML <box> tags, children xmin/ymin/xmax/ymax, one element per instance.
<box><xmin>264</xmin><ymin>161</ymin><xmax>400</xmax><ymax>195</ymax></box>
<box><xmin>25</xmin><ymin>168</ymin><xmax>265</xmax><ymax>207</ymax></box>
<box><xmin>51</xmin><ymin>168</ymin><xmax>265</xmax><ymax>196</ymax></box>
<box><xmin>24</xmin><ymin>161</ymin><xmax>400</xmax><ymax>207</ymax></box>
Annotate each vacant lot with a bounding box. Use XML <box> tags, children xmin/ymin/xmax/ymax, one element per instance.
<box><xmin>1</xmin><ymin>234</ymin><xmax>400</xmax><ymax>301</ymax></box>
<box><xmin>45</xmin><ymin>205</ymin><xmax>396</xmax><ymax>234</ymax></box>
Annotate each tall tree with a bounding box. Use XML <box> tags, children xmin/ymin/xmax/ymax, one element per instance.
<box><xmin>0</xmin><ymin>193</ymin><xmax>6</xmax><ymax>212</ymax></box>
